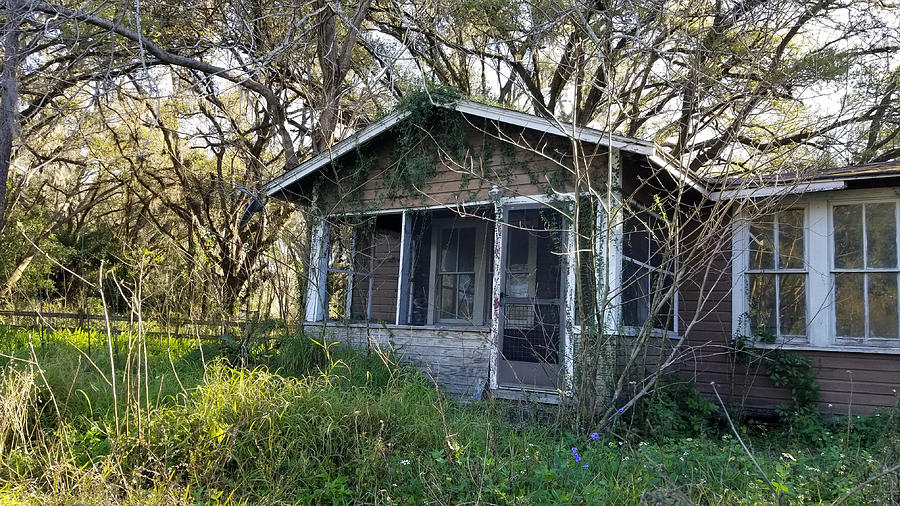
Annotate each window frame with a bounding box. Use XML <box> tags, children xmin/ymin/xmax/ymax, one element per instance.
<box><xmin>427</xmin><ymin>218</ymin><xmax>488</xmax><ymax>326</ymax></box>
<box><xmin>732</xmin><ymin>189</ymin><xmax>900</xmax><ymax>354</ymax></box>
<box><xmin>828</xmin><ymin>199</ymin><xmax>900</xmax><ymax>347</ymax></box>
<box><xmin>620</xmin><ymin>203</ymin><xmax>679</xmax><ymax>338</ymax></box>
<box><xmin>742</xmin><ymin>207</ymin><xmax>810</xmax><ymax>344</ymax></box>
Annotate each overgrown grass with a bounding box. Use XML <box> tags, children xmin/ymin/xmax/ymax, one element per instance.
<box><xmin>1</xmin><ymin>326</ymin><xmax>899</xmax><ymax>504</ymax></box>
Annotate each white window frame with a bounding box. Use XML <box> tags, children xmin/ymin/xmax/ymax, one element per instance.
<box><xmin>619</xmin><ymin>203</ymin><xmax>679</xmax><ymax>338</ymax></box>
<box><xmin>828</xmin><ymin>199</ymin><xmax>900</xmax><ymax>347</ymax></box>
<box><xmin>732</xmin><ymin>187</ymin><xmax>900</xmax><ymax>354</ymax></box>
<box><xmin>734</xmin><ymin>206</ymin><xmax>810</xmax><ymax>345</ymax></box>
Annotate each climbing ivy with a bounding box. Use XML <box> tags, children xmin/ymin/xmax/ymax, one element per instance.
<box><xmin>383</xmin><ymin>86</ymin><xmax>467</xmax><ymax>200</ymax></box>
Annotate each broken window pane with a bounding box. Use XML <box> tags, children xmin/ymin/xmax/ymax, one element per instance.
<box><xmin>749</xmin><ymin>218</ymin><xmax>775</xmax><ymax>270</ymax></box>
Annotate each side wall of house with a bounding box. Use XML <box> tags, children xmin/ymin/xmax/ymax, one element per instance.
<box><xmin>678</xmin><ymin>213</ymin><xmax>900</xmax><ymax>415</ymax></box>
<box><xmin>304</xmin><ymin>323</ymin><xmax>492</xmax><ymax>399</ymax></box>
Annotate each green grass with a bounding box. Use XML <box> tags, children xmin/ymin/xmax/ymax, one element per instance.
<box><xmin>0</xmin><ymin>326</ymin><xmax>899</xmax><ymax>504</ymax></box>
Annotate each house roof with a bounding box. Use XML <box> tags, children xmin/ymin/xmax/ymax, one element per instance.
<box><xmin>262</xmin><ymin>98</ymin><xmax>657</xmax><ymax>198</ymax></box>
<box><xmin>707</xmin><ymin>160</ymin><xmax>900</xmax><ymax>200</ymax></box>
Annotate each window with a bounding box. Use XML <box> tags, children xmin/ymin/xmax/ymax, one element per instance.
<box><xmin>832</xmin><ymin>202</ymin><xmax>899</xmax><ymax>342</ymax></box>
<box><xmin>733</xmin><ymin>192</ymin><xmax>900</xmax><ymax>352</ymax></box>
<box><xmin>745</xmin><ymin>209</ymin><xmax>807</xmax><ymax>342</ymax></box>
<box><xmin>428</xmin><ymin>218</ymin><xmax>487</xmax><ymax>325</ymax></box>
<box><xmin>324</xmin><ymin>222</ymin><xmax>355</xmax><ymax>320</ymax></box>
<box><xmin>621</xmin><ymin>209</ymin><xmax>677</xmax><ymax>334</ymax></box>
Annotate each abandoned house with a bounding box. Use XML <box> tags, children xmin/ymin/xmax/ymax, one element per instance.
<box><xmin>263</xmin><ymin>95</ymin><xmax>900</xmax><ymax>415</ymax></box>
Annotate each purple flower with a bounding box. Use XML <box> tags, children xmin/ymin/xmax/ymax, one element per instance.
<box><xmin>583</xmin><ymin>464</ymin><xmax>589</xmax><ymax>468</ymax></box>
<box><xmin>571</xmin><ymin>447</ymin><xmax>582</xmax><ymax>463</ymax></box>
<box><xmin>618</xmin><ymin>408</ymin><xmax>625</xmax><ymax>413</ymax></box>
<box><xmin>590</xmin><ymin>432</ymin><xmax>600</xmax><ymax>441</ymax></box>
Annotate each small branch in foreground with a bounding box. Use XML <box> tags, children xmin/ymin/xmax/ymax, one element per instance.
<box><xmin>711</xmin><ymin>382</ymin><xmax>779</xmax><ymax>500</ymax></box>
<box><xmin>833</xmin><ymin>462</ymin><xmax>900</xmax><ymax>506</ymax></box>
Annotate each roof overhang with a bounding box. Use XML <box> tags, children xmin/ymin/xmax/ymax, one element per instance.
<box><xmin>263</xmin><ymin>98</ymin><xmax>656</xmax><ymax>198</ymax></box>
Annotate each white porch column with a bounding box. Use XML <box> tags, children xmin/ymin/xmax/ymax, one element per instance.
<box><xmin>305</xmin><ymin>220</ymin><xmax>329</xmax><ymax>322</ymax></box>
<box><xmin>395</xmin><ymin>211</ymin><xmax>412</xmax><ymax>325</ymax></box>
<box><xmin>488</xmin><ymin>190</ymin><xmax>505</xmax><ymax>390</ymax></box>
<box><xmin>563</xmin><ymin>207</ymin><xmax>577</xmax><ymax>394</ymax></box>
<box><xmin>596</xmin><ymin>148</ymin><xmax>624</xmax><ymax>334</ymax></box>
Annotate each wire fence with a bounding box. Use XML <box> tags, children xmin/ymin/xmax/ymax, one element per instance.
<box><xmin>0</xmin><ymin>310</ymin><xmax>300</xmax><ymax>342</ymax></box>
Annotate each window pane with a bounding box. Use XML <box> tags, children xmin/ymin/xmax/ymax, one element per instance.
<box><xmin>779</xmin><ymin>274</ymin><xmax>806</xmax><ymax>336</ymax></box>
<box><xmin>457</xmin><ymin>274</ymin><xmax>475</xmax><ymax>319</ymax></box>
<box><xmin>835</xmin><ymin>273</ymin><xmax>865</xmax><ymax>337</ymax></box>
<box><xmin>440</xmin><ymin>275</ymin><xmax>456</xmax><ymax>318</ymax></box>
<box><xmin>834</xmin><ymin>205</ymin><xmax>864</xmax><ymax>269</ymax></box>
<box><xmin>649</xmin><ymin>214</ymin><xmax>665</xmax><ymax>268</ymax></box>
<box><xmin>622</xmin><ymin>260</ymin><xmax>649</xmax><ymax>327</ymax></box>
<box><xmin>748</xmin><ymin>274</ymin><xmax>776</xmax><ymax>338</ymax></box>
<box><xmin>440</xmin><ymin>229</ymin><xmax>458</xmax><ymax>272</ymax></box>
<box><xmin>457</xmin><ymin>228</ymin><xmax>476</xmax><ymax>272</ymax></box>
<box><xmin>507</xmin><ymin>227</ymin><xmax>529</xmax><ymax>270</ymax></box>
<box><xmin>506</xmin><ymin>271</ymin><xmax>529</xmax><ymax>298</ymax></box>
<box><xmin>868</xmin><ymin>273</ymin><xmax>898</xmax><ymax>339</ymax></box>
<box><xmin>778</xmin><ymin>210</ymin><xmax>804</xmax><ymax>269</ymax></box>
<box><xmin>653</xmin><ymin>273</ymin><xmax>675</xmax><ymax>332</ymax></box>
<box><xmin>623</xmin><ymin>215</ymin><xmax>649</xmax><ymax>264</ymax></box>
<box><xmin>866</xmin><ymin>203</ymin><xmax>897</xmax><ymax>269</ymax></box>
<box><xmin>326</xmin><ymin>271</ymin><xmax>349</xmax><ymax>320</ymax></box>
<box><xmin>749</xmin><ymin>218</ymin><xmax>774</xmax><ymax>270</ymax></box>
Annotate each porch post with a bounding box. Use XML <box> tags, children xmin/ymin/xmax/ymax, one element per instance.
<box><xmin>596</xmin><ymin>148</ymin><xmax>624</xmax><ymax>333</ymax></box>
<box><xmin>395</xmin><ymin>211</ymin><xmax>411</xmax><ymax>325</ymax></box>
<box><xmin>593</xmin><ymin>148</ymin><xmax>623</xmax><ymax>405</ymax></box>
<box><xmin>563</xmin><ymin>206</ymin><xmax>577</xmax><ymax>394</ymax></box>
<box><xmin>305</xmin><ymin>219</ymin><xmax>329</xmax><ymax>322</ymax></box>
<box><xmin>488</xmin><ymin>187</ymin><xmax>504</xmax><ymax>390</ymax></box>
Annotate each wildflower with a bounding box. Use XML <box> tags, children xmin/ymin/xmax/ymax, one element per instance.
<box><xmin>782</xmin><ymin>452</ymin><xmax>796</xmax><ymax>461</ymax></box>
<box><xmin>400</xmin><ymin>459</ymin><xmax>411</xmax><ymax>466</ymax></box>
<box><xmin>590</xmin><ymin>432</ymin><xmax>600</xmax><ymax>441</ymax></box>
<box><xmin>618</xmin><ymin>408</ymin><xmax>625</xmax><ymax>413</ymax></box>
<box><xmin>583</xmin><ymin>464</ymin><xmax>589</xmax><ymax>468</ymax></box>
<box><xmin>572</xmin><ymin>447</ymin><xmax>582</xmax><ymax>463</ymax></box>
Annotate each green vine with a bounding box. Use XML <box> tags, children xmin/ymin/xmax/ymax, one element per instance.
<box><xmin>732</xmin><ymin>318</ymin><xmax>822</xmax><ymax>439</ymax></box>
<box><xmin>384</xmin><ymin>86</ymin><xmax>466</xmax><ymax>200</ymax></box>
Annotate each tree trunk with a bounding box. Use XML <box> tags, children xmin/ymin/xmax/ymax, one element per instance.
<box><xmin>0</xmin><ymin>0</ymin><xmax>23</xmax><ymax>234</ymax></box>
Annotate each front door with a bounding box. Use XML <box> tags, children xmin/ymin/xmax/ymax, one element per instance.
<box><xmin>497</xmin><ymin>208</ymin><xmax>564</xmax><ymax>389</ymax></box>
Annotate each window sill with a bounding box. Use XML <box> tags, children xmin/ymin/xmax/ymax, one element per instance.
<box><xmin>750</xmin><ymin>342</ymin><xmax>900</xmax><ymax>355</ymax></box>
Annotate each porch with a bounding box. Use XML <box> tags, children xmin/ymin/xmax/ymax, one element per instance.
<box><xmin>303</xmin><ymin>198</ymin><xmax>583</xmax><ymax>398</ymax></box>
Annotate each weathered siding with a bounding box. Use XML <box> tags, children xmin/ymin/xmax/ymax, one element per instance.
<box><xmin>677</xmin><ymin>214</ymin><xmax>900</xmax><ymax>415</ymax></box>
<box><xmin>304</xmin><ymin>322</ymin><xmax>491</xmax><ymax>398</ymax></box>
<box><xmin>319</xmin><ymin>121</ymin><xmax>610</xmax><ymax>212</ymax></box>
